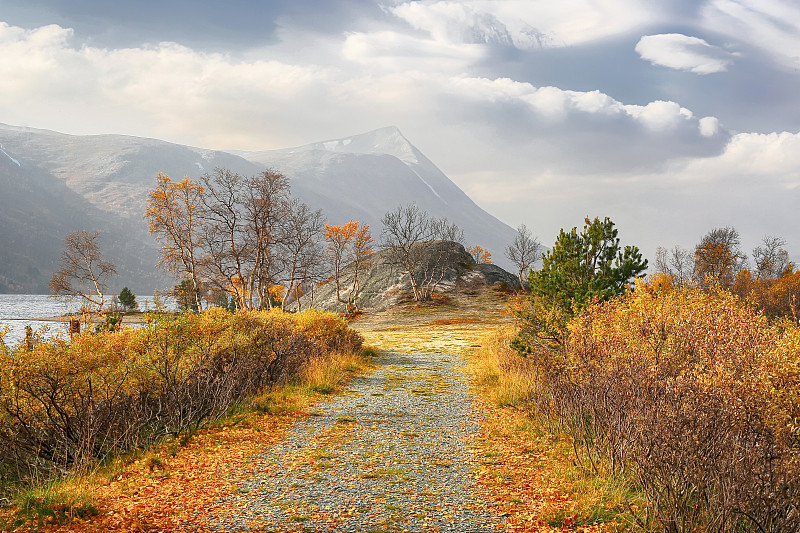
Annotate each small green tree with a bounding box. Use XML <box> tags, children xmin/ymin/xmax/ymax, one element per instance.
<box><xmin>513</xmin><ymin>217</ymin><xmax>648</xmax><ymax>353</ymax></box>
<box><xmin>117</xmin><ymin>287</ymin><xmax>138</xmax><ymax>311</ymax></box>
<box><xmin>172</xmin><ymin>279</ymin><xmax>199</xmax><ymax>312</ymax></box>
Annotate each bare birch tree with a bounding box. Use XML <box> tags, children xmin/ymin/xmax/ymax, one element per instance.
<box><xmin>200</xmin><ymin>169</ymin><xmax>252</xmax><ymax>308</ymax></box>
<box><xmin>279</xmin><ymin>198</ymin><xmax>324</xmax><ymax>311</ymax></box>
<box><xmin>49</xmin><ymin>231</ymin><xmax>117</xmax><ymax>312</ymax></box>
<box><xmin>655</xmin><ymin>245</ymin><xmax>694</xmax><ymax>286</ymax></box>
<box><xmin>243</xmin><ymin>170</ymin><xmax>291</xmax><ymax>308</ymax></box>
<box><xmin>380</xmin><ymin>204</ymin><xmax>464</xmax><ymax>302</ymax></box>
<box><xmin>753</xmin><ymin>235</ymin><xmax>790</xmax><ymax>281</ymax></box>
<box><xmin>505</xmin><ymin>224</ymin><xmax>542</xmax><ymax>286</ymax></box>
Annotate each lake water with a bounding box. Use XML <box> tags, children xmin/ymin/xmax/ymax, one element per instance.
<box><xmin>0</xmin><ymin>294</ymin><xmax>173</xmax><ymax>346</ymax></box>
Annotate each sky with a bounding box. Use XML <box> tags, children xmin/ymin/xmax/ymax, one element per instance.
<box><xmin>1</xmin><ymin>0</ymin><xmax>799</xmax><ymax>265</ymax></box>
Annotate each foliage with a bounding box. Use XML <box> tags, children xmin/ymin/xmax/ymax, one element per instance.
<box><xmin>0</xmin><ymin>308</ymin><xmax>363</xmax><ymax>480</ymax></box>
<box><xmin>324</xmin><ymin>219</ymin><xmax>374</xmax><ymax>313</ymax></box>
<box><xmin>116</xmin><ymin>287</ymin><xmax>137</xmax><ymax>311</ymax></box>
<box><xmin>470</xmin><ymin>328</ymin><xmax>641</xmax><ymax>530</ymax></box>
<box><xmin>692</xmin><ymin>226</ymin><xmax>747</xmax><ymax>289</ymax></box>
<box><xmin>48</xmin><ymin>231</ymin><xmax>117</xmax><ymax>312</ymax></box>
<box><xmin>468</xmin><ymin>245</ymin><xmax>492</xmax><ymax>264</ymax></box>
<box><xmin>93</xmin><ymin>312</ymin><xmax>123</xmax><ymax>333</ymax></box>
<box><xmin>172</xmin><ymin>279</ymin><xmax>200</xmax><ymax>312</ymax></box>
<box><xmin>519</xmin><ymin>281</ymin><xmax>799</xmax><ymax>531</ymax></box>
<box><xmin>145</xmin><ymin>173</ymin><xmax>205</xmax><ymax>311</ymax></box>
<box><xmin>514</xmin><ymin>217</ymin><xmax>647</xmax><ymax>351</ymax></box>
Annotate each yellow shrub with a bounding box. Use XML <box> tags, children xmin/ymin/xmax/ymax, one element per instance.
<box><xmin>557</xmin><ymin>280</ymin><xmax>800</xmax><ymax>531</ymax></box>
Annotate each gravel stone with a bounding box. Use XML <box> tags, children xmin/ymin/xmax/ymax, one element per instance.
<box><xmin>209</xmin><ymin>349</ymin><xmax>504</xmax><ymax>532</ymax></box>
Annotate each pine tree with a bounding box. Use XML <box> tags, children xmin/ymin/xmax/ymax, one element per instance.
<box><xmin>514</xmin><ymin>217</ymin><xmax>647</xmax><ymax>352</ymax></box>
<box><xmin>118</xmin><ymin>286</ymin><xmax>138</xmax><ymax>311</ymax></box>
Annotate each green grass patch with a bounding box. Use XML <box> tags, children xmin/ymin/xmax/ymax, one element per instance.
<box><xmin>0</xmin><ymin>484</ymin><xmax>99</xmax><ymax>531</ymax></box>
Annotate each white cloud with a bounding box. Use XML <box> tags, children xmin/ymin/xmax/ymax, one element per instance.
<box><xmin>342</xmin><ymin>30</ymin><xmax>484</xmax><ymax>71</ymax></box>
<box><xmin>390</xmin><ymin>2</ymin><xmax>514</xmax><ymax>46</ymax></box>
<box><xmin>699</xmin><ymin>116</ymin><xmax>720</xmax><ymax>137</ymax></box>
<box><xmin>389</xmin><ymin>0</ymin><xmax>662</xmax><ymax>49</ymax></box>
<box><xmin>625</xmin><ymin>100</ymin><xmax>694</xmax><ymax>130</ymax></box>
<box><xmin>446</xmin><ymin>77</ymin><xmax>700</xmax><ymax>133</ymax></box>
<box><xmin>635</xmin><ymin>33</ymin><xmax>737</xmax><ymax>74</ymax></box>
<box><xmin>683</xmin><ymin>130</ymin><xmax>800</xmax><ymax>182</ymax></box>
<box><xmin>702</xmin><ymin>0</ymin><xmax>800</xmax><ymax>70</ymax></box>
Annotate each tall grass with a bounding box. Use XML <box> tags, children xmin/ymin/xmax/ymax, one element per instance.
<box><xmin>470</xmin><ymin>326</ymin><xmax>537</xmax><ymax>407</ymax></box>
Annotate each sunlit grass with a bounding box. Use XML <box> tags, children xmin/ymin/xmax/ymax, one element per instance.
<box><xmin>471</xmin><ymin>326</ymin><xmax>644</xmax><ymax>531</ymax></box>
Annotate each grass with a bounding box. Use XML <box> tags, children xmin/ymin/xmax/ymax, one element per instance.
<box><xmin>470</xmin><ymin>327</ymin><xmax>644</xmax><ymax>531</ymax></box>
<box><xmin>0</xmin><ymin>479</ymin><xmax>99</xmax><ymax>531</ymax></box>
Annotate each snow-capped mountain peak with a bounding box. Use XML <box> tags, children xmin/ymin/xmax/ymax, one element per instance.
<box><xmin>305</xmin><ymin>126</ymin><xmax>421</xmax><ymax>165</ymax></box>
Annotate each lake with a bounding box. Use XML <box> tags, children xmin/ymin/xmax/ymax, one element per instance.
<box><xmin>0</xmin><ymin>294</ymin><xmax>173</xmax><ymax>346</ymax></box>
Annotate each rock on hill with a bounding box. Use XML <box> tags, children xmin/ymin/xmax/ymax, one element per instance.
<box><xmin>298</xmin><ymin>241</ymin><xmax>520</xmax><ymax>313</ymax></box>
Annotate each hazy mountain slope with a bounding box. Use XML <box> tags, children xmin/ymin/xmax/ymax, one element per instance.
<box><xmin>235</xmin><ymin>127</ymin><xmax>518</xmax><ymax>269</ymax></box>
<box><xmin>0</xmin><ymin>123</ymin><xmax>263</xmax><ymax>219</ymax></box>
<box><xmin>0</xmin><ymin>142</ymin><xmax>165</xmax><ymax>293</ymax></box>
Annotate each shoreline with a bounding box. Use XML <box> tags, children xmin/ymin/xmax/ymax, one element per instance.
<box><xmin>2</xmin><ymin>314</ymin><xmax>149</xmax><ymax>324</ymax></box>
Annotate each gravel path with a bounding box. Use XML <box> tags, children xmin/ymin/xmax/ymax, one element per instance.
<box><xmin>210</xmin><ymin>349</ymin><xmax>504</xmax><ymax>532</ymax></box>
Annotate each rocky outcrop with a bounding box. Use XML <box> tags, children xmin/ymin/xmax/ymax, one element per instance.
<box><xmin>297</xmin><ymin>241</ymin><xmax>520</xmax><ymax>313</ymax></box>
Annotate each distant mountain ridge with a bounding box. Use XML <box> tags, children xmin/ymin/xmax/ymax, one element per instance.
<box><xmin>234</xmin><ymin>127</ymin><xmax>518</xmax><ymax>266</ymax></box>
<box><xmin>0</xmin><ymin>123</ymin><xmax>517</xmax><ymax>294</ymax></box>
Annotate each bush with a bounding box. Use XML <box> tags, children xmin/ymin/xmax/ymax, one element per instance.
<box><xmin>533</xmin><ymin>281</ymin><xmax>800</xmax><ymax>531</ymax></box>
<box><xmin>0</xmin><ymin>308</ymin><xmax>363</xmax><ymax>478</ymax></box>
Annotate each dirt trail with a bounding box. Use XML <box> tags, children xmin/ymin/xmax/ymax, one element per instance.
<box><xmin>205</xmin><ymin>296</ymin><xmax>515</xmax><ymax>532</ymax></box>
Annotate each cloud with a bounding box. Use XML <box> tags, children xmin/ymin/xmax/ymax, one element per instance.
<box><xmin>682</xmin><ymin>130</ymin><xmax>800</xmax><ymax>183</ymax></box>
<box><xmin>702</xmin><ymin>0</ymin><xmax>800</xmax><ymax>70</ymax></box>
<box><xmin>435</xmin><ymin>77</ymin><xmax>729</xmax><ymax>177</ymax></box>
<box><xmin>698</xmin><ymin>116</ymin><xmax>720</xmax><ymax>137</ymax></box>
<box><xmin>388</xmin><ymin>0</ymin><xmax>663</xmax><ymax>49</ymax></box>
<box><xmin>390</xmin><ymin>2</ymin><xmax>515</xmax><ymax>46</ymax></box>
<box><xmin>635</xmin><ymin>33</ymin><xmax>738</xmax><ymax>74</ymax></box>
<box><xmin>342</xmin><ymin>30</ymin><xmax>485</xmax><ymax>71</ymax></box>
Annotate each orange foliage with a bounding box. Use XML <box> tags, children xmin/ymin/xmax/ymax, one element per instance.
<box><xmin>268</xmin><ymin>284</ymin><xmax>286</xmax><ymax>304</ymax></box>
<box><xmin>469</xmin><ymin>245</ymin><xmax>492</xmax><ymax>264</ymax></box>
<box><xmin>145</xmin><ymin>174</ymin><xmax>205</xmax><ymax>309</ymax></box>
<box><xmin>323</xmin><ymin>219</ymin><xmax>374</xmax><ymax>312</ymax></box>
<box><xmin>694</xmin><ymin>242</ymin><xmax>739</xmax><ymax>288</ymax></box>
<box><xmin>734</xmin><ymin>267</ymin><xmax>800</xmax><ymax>322</ymax></box>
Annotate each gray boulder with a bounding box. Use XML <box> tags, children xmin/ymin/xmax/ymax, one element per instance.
<box><xmin>298</xmin><ymin>241</ymin><xmax>520</xmax><ymax>313</ymax></box>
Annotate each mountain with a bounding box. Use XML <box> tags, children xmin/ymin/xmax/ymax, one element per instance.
<box><xmin>0</xmin><ymin>123</ymin><xmax>517</xmax><ymax>294</ymax></box>
<box><xmin>234</xmin><ymin>127</ymin><xmax>518</xmax><ymax>267</ymax></box>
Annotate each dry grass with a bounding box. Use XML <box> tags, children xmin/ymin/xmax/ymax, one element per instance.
<box><xmin>424</xmin><ymin>318</ymin><xmax>481</xmax><ymax>326</ymax></box>
<box><xmin>469</xmin><ymin>326</ymin><xmax>642</xmax><ymax>531</ymax></box>
<box><xmin>469</xmin><ymin>327</ymin><xmax>538</xmax><ymax>406</ymax></box>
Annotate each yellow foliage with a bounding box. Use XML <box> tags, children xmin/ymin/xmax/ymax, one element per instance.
<box><xmin>0</xmin><ymin>308</ymin><xmax>364</xmax><ymax>473</ymax></box>
<box><xmin>558</xmin><ymin>280</ymin><xmax>800</xmax><ymax>528</ymax></box>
